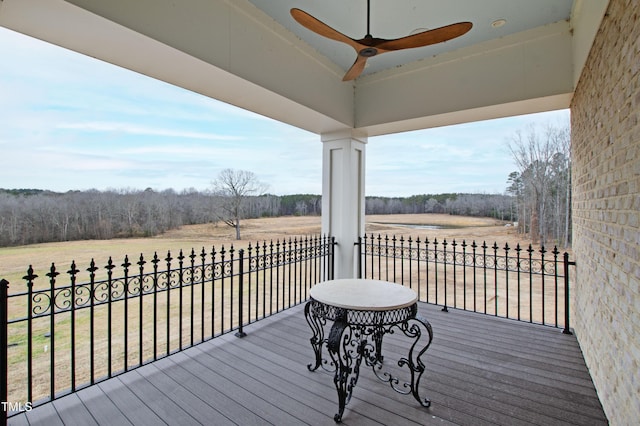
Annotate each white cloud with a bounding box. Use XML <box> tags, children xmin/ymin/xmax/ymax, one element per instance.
<box><xmin>56</xmin><ymin>122</ymin><xmax>245</xmax><ymax>141</ymax></box>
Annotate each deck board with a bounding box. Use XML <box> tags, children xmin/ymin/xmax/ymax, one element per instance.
<box><xmin>187</xmin><ymin>344</ymin><xmax>337</xmax><ymax>425</ymax></box>
<box><xmin>75</xmin><ymin>381</ymin><xmax>135</xmax><ymax>426</ymax></box>
<box><xmin>7</xmin><ymin>302</ymin><xmax>607</xmax><ymax>426</ymax></box>
<box><xmin>51</xmin><ymin>393</ymin><xmax>99</xmax><ymax>426</ymax></box>
<box><xmin>96</xmin><ymin>377</ymin><xmax>167</xmax><ymax>426</ymax></box>
<box><xmin>153</xmin><ymin>351</ymin><xmax>271</xmax><ymax>426</ymax></box>
<box><xmin>136</xmin><ymin>359</ymin><xmax>237</xmax><ymax>425</ymax></box>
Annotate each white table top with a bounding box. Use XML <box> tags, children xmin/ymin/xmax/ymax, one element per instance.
<box><xmin>310</xmin><ymin>279</ymin><xmax>418</xmax><ymax>311</ymax></box>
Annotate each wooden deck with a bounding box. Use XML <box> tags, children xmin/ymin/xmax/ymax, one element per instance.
<box><xmin>7</xmin><ymin>302</ymin><xmax>607</xmax><ymax>425</ymax></box>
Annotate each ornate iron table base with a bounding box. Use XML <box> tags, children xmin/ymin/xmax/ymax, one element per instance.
<box><xmin>305</xmin><ymin>299</ymin><xmax>433</xmax><ymax>423</ymax></box>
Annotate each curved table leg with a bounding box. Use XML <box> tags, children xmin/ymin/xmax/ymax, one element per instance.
<box><xmin>370</xmin><ymin>315</ymin><xmax>434</xmax><ymax>407</ymax></box>
<box><xmin>304</xmin><ymin>301</ymin><xmax>325</xmax><ymax>371</ymax></box>
<box><xmin>327</xmin><ymin>309</ymin><xmax>364</xmax><ymax>423</ymax></box>
<box><xmin>401</xmin><ymin>316</ymin><xmax>433</xmax><ymax>407</ymax></box>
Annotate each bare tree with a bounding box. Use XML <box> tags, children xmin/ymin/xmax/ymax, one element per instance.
<box><xmin>507</xmin><ymin>122</ymin><xmax>571</xmax><ymax>246</ymax></box>
<box><xmin>212</xmin><ymin>169</ymin><xmax>268</xmax><ymax>240</ymax></box>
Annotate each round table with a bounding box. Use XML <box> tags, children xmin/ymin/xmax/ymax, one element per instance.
<box><xmin>310</xmin><ymin>278</ymin><xmax>418</xmax><ymax>310</ymax></box>
<box><xmin>305</xmin><ymin>279</ymin><xmax>433</xmax><ymax>423</ymax></box>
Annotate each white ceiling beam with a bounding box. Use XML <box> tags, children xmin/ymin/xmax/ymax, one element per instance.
<box><xmin>570</xmin><ymin>0</ymin><xmax>610</xmax><ymax>87</ymax></box>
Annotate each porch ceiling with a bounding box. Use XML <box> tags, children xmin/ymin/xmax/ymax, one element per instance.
<box><xmin>0</xmin><ymin>0</ymin><xmax>608</xmax><ymax>136</ymax></box>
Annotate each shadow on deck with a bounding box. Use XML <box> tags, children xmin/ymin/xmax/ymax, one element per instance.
<box><xmin>8</xmin><ymin>303</ymin><xmax>607</xmax><ymax>426</ymax></box>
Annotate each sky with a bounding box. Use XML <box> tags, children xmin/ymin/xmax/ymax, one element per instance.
<box><xmin>0</xmin><ymin>27</ymin><xmax>569</xmax><ymax>197</ymax></box>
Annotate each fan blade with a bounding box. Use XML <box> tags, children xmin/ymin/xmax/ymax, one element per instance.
<box><xmin>376</xmin><ymin>22</ymin><xmax>472</xmax><ymax>51</ymax></box>
<box><xmin>342</xmin><ymin>55</ymin><xmax>368</xmax><ymax>81</ymax></box>
<box><xmin>290</xmin><ymin>8</ymin><xmax>361</xmax><ymax>51</ymax></box>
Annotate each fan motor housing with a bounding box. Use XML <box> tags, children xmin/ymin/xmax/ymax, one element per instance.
<box><xmin>359</xmin><ymin>47</ymin><xmax>378</xmax><ymax>57</ymax></box>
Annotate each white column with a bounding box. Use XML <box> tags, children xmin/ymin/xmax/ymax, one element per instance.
<box><xmin>321</xmin><ymin>130</ymin><xmax>367</xmax><ymax>279</ymax></box>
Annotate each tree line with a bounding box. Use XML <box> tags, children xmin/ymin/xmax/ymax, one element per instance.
<box><xmin>0</xmin><ymin>188</ymin><xmax>511</xmax><ymax>247</ymax></box>
<box><xmin>0</xmin><ymin>121</ymin><xmax>571</xmax><ymax>247</ymax></box>
<box><xmin>365</xmin><ymin>193</ymin><xmax>513</xmax><ymax>220</ymax></box>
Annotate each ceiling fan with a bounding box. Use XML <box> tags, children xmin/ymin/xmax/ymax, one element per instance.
<box><xmin>290</xmin><ymin>1</ymin><xmax>472</xmax><ymax>81</ymax></box>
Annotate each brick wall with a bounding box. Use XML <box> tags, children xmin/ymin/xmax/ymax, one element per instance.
<box><xmin>571</xmin><ymin>0</ymin><xmax>640</xmax><ymax>423</ymax></box>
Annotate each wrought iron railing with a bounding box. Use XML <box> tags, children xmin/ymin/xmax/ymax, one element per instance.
<box><xmin>1</xmin><ymin>232</ymin><xmax>576</xmax><ymax>422</ymax></box>
<box><xmin>1</xmin><ymin>235</ymin><xmax>335</xmax><ymax>421</ymax></box>
<box><xmin>356</xmin><ymin>234</ymin><xmax>574</xmax><ymax>332</ymax></box>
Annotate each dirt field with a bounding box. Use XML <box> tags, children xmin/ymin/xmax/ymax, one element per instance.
<box><xmin>365</xmin><ymin>213</ymin><xmax>520</xmax><ymax>245</ymax></box>
<box><xmin>161</xmin><ymin>213</ymin><xmax>535</xmax><ymax>251</ymax></box>
<box><xmin>0</xmin><ymin>214</ymin><xmax>541</xmax><ymax>288</ymax></box>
